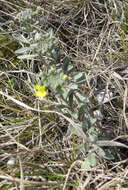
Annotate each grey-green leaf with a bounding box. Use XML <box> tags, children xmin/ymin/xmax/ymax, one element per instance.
<box><xmin>12</xmin><ymin>34</ymin><xmax>30</xmax><ymax>44</ymax></box>
<box><xmin>15</xmin><ymin>47</ymin><xmax>32</xmax><ymax>54</ymax></box>
<box><xmin>75</xmin><ymin>92</ymin><xmax>89</xmax><ymax>102</ymax></box>
<box><xmin>68</xmin><ymin>124</ymin><xmax>82</xmax><ymax>137</ymax></box>
<box><xmin>78</xmin><ymin>104</ymin><xmax>86</xmax><ymax>121</ymax></box>
<box><xmin>81</xmin><ymin>153</ymin><xmax>97</xmax><ymax>169</ymax></box>
<box><xmin>73</xmin><ymin>72</ymin><xmax>86</xmax><ymax>84</ymax></box>
<box><xmin>17</xmin><ymin>54</ymin><xmax>38</xmax><ymax>59</ymax></box>
<box><xmin>95</xmin><ymin>145</ymin><xmax>106</xmax><ymax>157</ymax></box>
<box><xmin>68</xmin><ymin>90</ymin><xmax>74</xmax><ymax>107</ymax></box>
<box><xmin>68</xmin><ymin>83</ymin><xmax>78</xmax><ymax>90</ymax></box>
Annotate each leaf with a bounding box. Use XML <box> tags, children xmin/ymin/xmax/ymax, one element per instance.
<box><xmin>63</xmin><ymin>112</ymin><xmax>72</xmax><ymax>118</ymax></box>
<box><xmin>89</xmin><ymin>153</ymin><xmax>97</xmax><ymax>166</ymax></box>
<box><xmin>72</xmin><ymin>111</ymin><xmax>78</xmax><ymax>120</ymax></box>
<box><xmin>68</xmin><ymin>90</ymin><xmax>74</xmax><ymax>107</ymax></box>
<box><xmin>68</xmin><ymin>83</ymin><xmax>78</xmax><ymax>90</ymax></box>
<box><xmin>16</xmin><ymin>9</ymin><xmax>32</xmax><ymax>21</ymax></box>
<box><xmin>56</xmin><ymin>104</ymin><xmax>68</xmax><ymax>109</ymax></box>
<box><xmin>73</xmin><ymin>72</ymin><xmax>86</xmax><ymax>84</ymax></box>
<box><xmin>62</xmin><ymin>91</ymin><xmax>69</xmax><ymax>100</ymax></box>
<box><xmin>41</xmin><ymin>42</ymin><xmax>48</xmax><ymax>54</ymax></box>
<box><xmin>77</xmin><ymin>143</ymin><xmax>88</xmax><ymax>154</ymax></box>
<box><xmin>96</xmin><ymin>140</ymin><xmax>128</xmax><ymax>149</ymax></box>
<box><xmin>88</xmin><ymin>126</ymin><xmax>99</xmax><ymax>135</ymax></box>
<box><xmin>35</xmin><ymin>32</ymin><xmax>41</xmax><ymax>41</ymax></box>
<box><xmin>15</xmin><ymin>47</ymin><xmax>32</xmax><ymax>54</ymax></box>
<box><xmin>81</xmin><ymin>158</ymin><xmax>90</xmax><ymax>169</ymax></box>
<box><xmin>89</xmin><ymin>118</ymin><xmax>97</xmax><ymax>126</ymax></box>
<box><xmin>82</xmin><ymin>119</ymin><xmax>97</xmax><ymax>134</ymax></box>
<box><xmin>78</xmin><ymin>104</ymin><xmax>86</xmax><ymax>121</ymax></box>
<box><xmin>48</xmin><ymin>72</ymin><xmax>65</xmax><ymax>89</ymax></box>
<box><xmin>17</xmin><ymin>54</ymin><xmax>38</xmax><ymax>59</ymax></box>
<box><xmin>94</xmin><ymin>145</ymin><xmax>106</xmax><ymax>157</ymax></box>
<box><xmin>82</xmin><ymin>120</ymin><xmax>90</xmax><ymax>132</ymax></box>
<box><xmin>51</xmin><ymin>48</ymin><xmax>60</xmax><ymax>60</ymax></box>
<box><xmin>104</xmin><ymin>150</ymin><xmax>115</xmax><ymax>160</ymax></box>
<box><xmin>67</xmin><ymin>65</ymin><xmax>74</xmax><ymax>73</ymax></box>
<box><xmin>81</xmin><ymin>153</ymin><xmax>97</xmax><ymax>169</ymax></box>
<box><xmin>30</xmin><ymin>43</ymin><xmax>38</xmax><ymax>48</ymax></box>
<box><xmin>68</xmin><ymin>124</ymin><xmax>82</xmax><ymax>137</ymax></box>
<box><xmin>88</xmin><ymin>127</ymin><xmax>99</xmax><ymax>143</ymax></box>
<box><xmin>47</xmin><ymin>28</ymin><xmax>53</xmax><ymax>37</ymax></box>
<box><xmin>75</xmin><ymin>92</ymin><xmax>89</xmax><ymax>102</ymax></box>
<box><xmin>62</xmin><ymin>56</ymin><xmax>70</xmax><ymax>73</ymax></box>
<box><xmin>12</xmin><ymin>34</ymin><xmax>30</xmax><ymax>44</ymax></box>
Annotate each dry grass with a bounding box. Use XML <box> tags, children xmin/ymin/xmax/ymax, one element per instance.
<box><xmin>0</xmin><ymin>0</ymin><xmax>128</xmax><ymax>189</ymax></box>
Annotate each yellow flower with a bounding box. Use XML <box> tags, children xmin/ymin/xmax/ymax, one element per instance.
<box><xmin>62</xmin><ymin>74</ymin><xmax>68</xmax><ymax>80</ymax></box>
<box><xmin>60</xmin><ymin>88</ymin><xmax>65</xmax><ymax>92</ymax></box>
<box><xmin>34</xmin><ymin>84</ymin><xmax>47</xmax><ymax>98</ymax></box>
